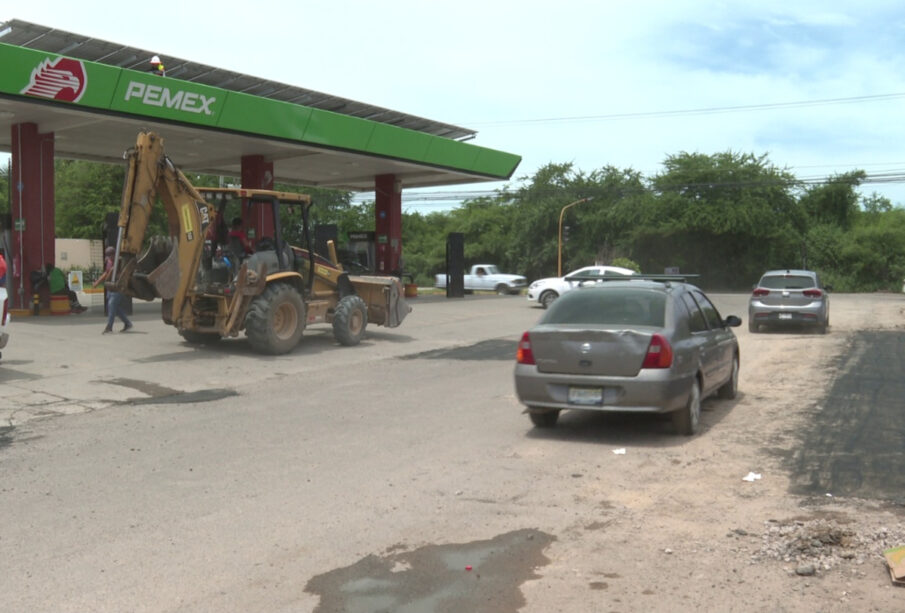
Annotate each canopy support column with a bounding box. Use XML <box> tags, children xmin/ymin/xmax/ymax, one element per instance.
<box><xmin>374</xmin><ymin>174</ymin><xmax>402</xmax><ymax>275</ymax></box>
<box><xmin>9</xmin><ymin>122</ymin><xmax>55</xmax><ymax>311</ymax></box>
<box><xmin>241</xmin><ymin>155</ymin><xmax>275</xmax><ymax>244</ymax></box>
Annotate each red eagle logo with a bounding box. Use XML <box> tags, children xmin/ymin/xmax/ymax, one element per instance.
<box><xmin>20</xmin><ymin>57</ymin><xmax>87</xmax><ymax>103</ymax></box>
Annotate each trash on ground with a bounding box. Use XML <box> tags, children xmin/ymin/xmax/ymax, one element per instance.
<box><xmin>742</xmin><ymin>472</ymin><xmax>762</xmax><ymax>482</ymax></box>
<box><xmin>612</xmin><ymin>448</ymin><xmax>626</xmax><ymax>455</ymax></box>
<box><xmin>883</xmin><ymin>545</ymin><xmax>905</xmax><ymax>586</ymax></box>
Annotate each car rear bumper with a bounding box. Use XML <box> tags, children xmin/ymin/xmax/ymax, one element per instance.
<box><xmin>749</xmin><ymin>302</ymin><xmax>826</xmax><ymax>326</ymax></box>
<box><xmin>514</xmin><ymin>364</ymin><xmax>692</xmax><ymax>413</ymax></box>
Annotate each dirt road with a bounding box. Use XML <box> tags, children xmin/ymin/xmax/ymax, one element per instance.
<box><xmin>1</xmin><ymin>292</ymin><xmax>904</xmax><ymax>612</ymax></box>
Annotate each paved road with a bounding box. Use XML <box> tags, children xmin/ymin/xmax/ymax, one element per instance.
<box><xmin>1</xmin><ymin>292</ymin><xmax>904</xmax><ymax>612</ymax></box>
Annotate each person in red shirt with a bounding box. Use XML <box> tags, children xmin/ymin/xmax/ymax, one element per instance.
<box><xmin>228</xmin><ymin>217</ymin><xmax>253</xmax><ymax>255</ymax></box>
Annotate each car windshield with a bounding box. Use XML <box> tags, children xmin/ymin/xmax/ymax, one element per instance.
<box><xmin>484</xmin><ymin>265</ymin><xmax>500</xmax><ymax>275</ymax></box>
<box><xmin>541</xmin><ymin>287</ymin><xmax>666</xmax><ymax>327</ymax></box>
<box><xmin>759</xmin><ymin>275</ymin><xmax>815</xmax><ymax>290</ymax></box>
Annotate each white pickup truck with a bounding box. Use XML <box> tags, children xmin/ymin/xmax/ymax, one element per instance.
<box><xmin>435</xmin><ymin>264</ymin><xmax>528</xmax><ymax>295</ymax></box>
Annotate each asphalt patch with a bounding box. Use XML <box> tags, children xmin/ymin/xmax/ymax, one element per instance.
<box><xmin>400</xmin><ymin>339</ymin><xmax>517</xmax><ymax>361</ymax></box>
<box><xmin>104</xmin><ymin>378</ymin><xmax>238</xmax><ymax>405</ymax></box>
<box><xmin>789</xmin><ymin>330</ymin><xmax>905</xmax><ymax>501</ymax></box>
<box><xmin>305</xmin><ymin>529</ymin><xmax>555</xmax><ymax>613</ymax></box>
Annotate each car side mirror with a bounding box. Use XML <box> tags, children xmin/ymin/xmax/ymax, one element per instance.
<box><xmin>724</xmin><ymin>315</ymin><xmax>742</xmax><ymax>328</ymax></box>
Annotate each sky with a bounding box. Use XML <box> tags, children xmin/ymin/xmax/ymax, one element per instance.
<box><xmin>5</xmin><ymin>1</ymin><xmax>905</xmax><ymax>213</ymax></box>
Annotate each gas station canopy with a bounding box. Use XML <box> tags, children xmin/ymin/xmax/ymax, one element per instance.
<box><xmin>0</xmin><ymin>19</ymin><xmax>520</xmax><ymax>191</ymax></box>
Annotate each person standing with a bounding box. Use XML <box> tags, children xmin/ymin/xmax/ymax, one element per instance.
<box><xmin>93</xmin><ymin>246</ymin><xmax>132</xmax><ymax>334</ymax></box>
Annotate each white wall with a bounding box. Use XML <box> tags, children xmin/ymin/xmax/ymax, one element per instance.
<box><xmin>56</xmin><ymin>238</ymin><xmax>104</xmax><ymax>270</ymax></box>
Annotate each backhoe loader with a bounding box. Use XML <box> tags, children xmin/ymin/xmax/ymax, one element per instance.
<box><xmin>107</xmin><ymin>130</ymin><xmax>410</xmax><ymax>354</ymax></box>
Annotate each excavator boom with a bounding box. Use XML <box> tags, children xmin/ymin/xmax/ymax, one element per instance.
<box><xmin>111</xmin><ymin>131</ymin><xmax>212</xmax><ymax>325</ymax></box>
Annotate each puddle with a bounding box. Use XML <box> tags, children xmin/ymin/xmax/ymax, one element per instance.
<box><xmin>305</xmin><ymin>529</ymin><xmax>554</xmax><ymax>613</ymax></box>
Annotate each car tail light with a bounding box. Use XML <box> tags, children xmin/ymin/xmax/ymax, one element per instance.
<box><xmin>516</xmin><ymin>331</ymin><xmax>535</xmax><ymax>365</ymax></box>
<box><xmin>752</xmin><ymin>288</ymin><xmax>770</xmax><ymax>297</ymax></box>
<box><xmin>802</xmin><ymin>289</ymin><xmax>823</xmax><ymax>298</ymax></box>
<box><xmin>642</xmin><ymin>334</ymin><xmax>673</xmax><ymax>369</ymax></box>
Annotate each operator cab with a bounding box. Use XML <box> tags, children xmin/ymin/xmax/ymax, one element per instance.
<box><xmin>198</xmin><ymin>187</ymin><xmax>313</xmax><ymax>290</ymax></box>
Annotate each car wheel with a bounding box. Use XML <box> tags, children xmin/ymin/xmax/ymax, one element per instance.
<box><xmin>540</xmin><ymin>291</ymin><xmax>558</xmax><ymax>309</ymax></box>
<box><xmin>672</xmin><ymin>378</ymin><xmax>701</xmax><ymax>436</ymax></box>
<box><xmin>529</xmin><ymin>409</ymin><xmax>560</xmax><ymax>428</ymax></box>
<box><xmin>718</xmin><ymin>355</ymin><xmax>739</xmax><ymax>399</ymax></box>
<box><xmin>748</xmin><ymin>321</ymin><xmax>759</xmax><ymax>333</ymax></box>
<box><xmin>495</xmin><ymin>284</ymin><xmax>510</xmax><ymax>295</ymax></box>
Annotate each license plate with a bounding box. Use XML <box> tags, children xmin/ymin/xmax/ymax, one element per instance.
<box><xmin>779</xmin><ymin>313</ymin><xmax>792</xmax><ymax>320</ymax></box>
<box><xmin>568</xmin><ymin>386</ymin><xmax>603</xmax><ymax>405</ymax></box>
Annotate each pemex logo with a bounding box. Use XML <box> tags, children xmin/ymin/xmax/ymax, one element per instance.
<box><xmin>21</xmin><ymin>57</ymin><xmax>87</xmax><ymax>103</ymax></box>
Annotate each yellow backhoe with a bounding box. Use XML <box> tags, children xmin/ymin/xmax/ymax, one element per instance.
<box><xmin>106</xmin><ymin>130</ymin><xmax>410</xmax><ymax>354</ymax></box>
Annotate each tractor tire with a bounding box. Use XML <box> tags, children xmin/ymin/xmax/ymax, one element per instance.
<box><xmin>179</xmin><ymin>330</ymin><xmax>222</xmax><ymax>345</ymax></box>
<box><xmin>332</xmin><ymin>294</ymin><xmax>368</xmax><ymax>346</ymax></box>
<box><xmin>245</xmin><ymin>282</ymin><xmax>306</xmax><ymax>355</ymax></box>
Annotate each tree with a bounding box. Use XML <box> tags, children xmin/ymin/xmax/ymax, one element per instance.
<box><xmin>55</xmin><ymin>160</ymin><xmax>126</xmax><ymax>238</ymax></box>
<box><xmin>640</xmin><ymin>151</ymin><xmax>802</xmax><ymax>287</ymax></box>
<box><xmin>800</xmin><ymin>171</ymin><xmax>865</xmax><ymax>229</ymax></box>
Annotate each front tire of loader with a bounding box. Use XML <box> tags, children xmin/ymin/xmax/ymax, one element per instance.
<box><xmin>245</xmin><ymin>282</ymin><xmax>306</xmax><ymax>355</ymax></box>
<box><xmin>332</xmin><ymin>294</ymin><xmax>368</xmax><ymax>346</ymax></box>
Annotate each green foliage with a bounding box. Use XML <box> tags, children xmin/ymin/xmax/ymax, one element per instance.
<box><xmin>800</xmin><ymin>171</ymin><xmax>865</xmax><ymax>229</ymax></box>
<box><xmin>55</xmin><ymin>159</ymin><xmax>170</xmax><ymax>239</ymax></box>
<box><xmin>0</xmin><ymin>160</ymin><xmax>10</xmax><ymax>215</ymax></box>
<box><xmin>637</xmin><ymin>151</ymin><xmax>804</xmax><ymax>287</ymax></box>
<box><xmin>610</xmin><ymin>257</ymin><xmax>640</xmax><ymax>273</ymax></box>
<box><xmin>9</xmin><ymin>148</ymin><xmax>901</xmax><ymax>293</ymax></box>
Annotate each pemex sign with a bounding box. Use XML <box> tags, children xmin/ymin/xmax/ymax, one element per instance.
<box><xmin>20</xmin><ymin>56</ymin><xmax>87</xmax><ymax>102</ymax></box>
<box><xmin>6</xmin><ymin>44</ymin><xmax>222</xmax><ymax>126</ymax></box>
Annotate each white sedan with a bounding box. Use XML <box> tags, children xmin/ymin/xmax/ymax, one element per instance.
<box><xmin>526</xmin><ymin>265</ymin><xmax>637</xmax><ymax>308</ymax></box>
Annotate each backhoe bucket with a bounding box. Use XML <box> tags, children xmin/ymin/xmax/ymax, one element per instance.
<box><xmin>349</xmin><ymin>275</ymin><xmax>411</xmax><ymax>328</ymax></box>
<box><xmin>128</xmin><ymin>236</ymin><xmax>180</xmax><ymax>300</ymax></box>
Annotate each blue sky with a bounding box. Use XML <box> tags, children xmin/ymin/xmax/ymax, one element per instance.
<box><xmin>4</xmin><ymin>1</ymin><xmax>905</xmax><ymax>212</ymax></box>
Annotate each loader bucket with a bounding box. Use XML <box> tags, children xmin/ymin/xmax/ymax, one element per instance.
<box><xmin>349</xmin><ymin>275</ymin><xmax>412</xmax><ymax>328</ymax></box>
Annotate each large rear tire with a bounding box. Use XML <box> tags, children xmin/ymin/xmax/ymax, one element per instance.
<box><xmin>672</xmin><ymin>378</ymin><xmax>702</xmax><ymax>436</ymax></box>
<box><xmin>245</xmin><ymin>283</ymin><xmax>306</xmax><ymax>355</ymax></box>
<box><xmin>333</xmin><ymin>294</ymin><xmax>368</xmax><ymax>346</ymax></box>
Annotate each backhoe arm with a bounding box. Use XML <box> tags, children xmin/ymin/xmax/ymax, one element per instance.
<box><xmin>111</xmin><ymin>131</ymin><xmax>213</xmax><ymax>326</ymax></box>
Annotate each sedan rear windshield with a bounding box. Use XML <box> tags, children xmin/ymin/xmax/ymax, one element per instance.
<box><xmin>759</xmin><ymin>275</ymin><xmax>816</xmax><ymax>290</ymax></box>
<box><xmin>541</xmin><ymin>287</ymin><xmax>666</xmax><ymax>327</ymax></box>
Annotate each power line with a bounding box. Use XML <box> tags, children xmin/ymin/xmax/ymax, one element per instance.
<box><xmin>358</xmin><ymin>169</ymin><xmax>905</xmax><ymax>209</ymax></box>
<box><xmin>459</xmin><ymin>92</ymin><xmax>905</xmax><ymax>127</ymax></box>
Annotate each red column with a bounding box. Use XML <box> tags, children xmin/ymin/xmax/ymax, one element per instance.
<box><xmin>9</xmin><ymin>123</ymin><xmax>55</xmax><ymax>310</ymax></box>
<box><xmin>374</xmin><ymin>174</ymin><xmax>402</xmax><ymax>275</ymax></box>
<box><xmin>241</xmin><ymin>155</ymin><xmax>275</xmax><ymax>243</ymax></box>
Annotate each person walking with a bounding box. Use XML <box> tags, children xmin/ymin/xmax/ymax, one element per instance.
<box><xmin>93</xmin><ymin>246</ymin><xmax>133</xmax><ymax>333</ymax></box>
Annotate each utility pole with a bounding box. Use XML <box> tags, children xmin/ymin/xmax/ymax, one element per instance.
<box><xmin>558</xmin><ymin>197</ymin><xmax>592</xmax><ymax>276</ymax></box>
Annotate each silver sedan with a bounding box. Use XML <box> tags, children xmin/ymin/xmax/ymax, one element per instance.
<box><xmin>514</xmin><ymin>280</ymin><xmax>742</xmax><ymax>435</ymax></box>
<box><xmin>748</xmin><ymin>269</ymin><xmax>829</xmax><ymax>333</ymax></box>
